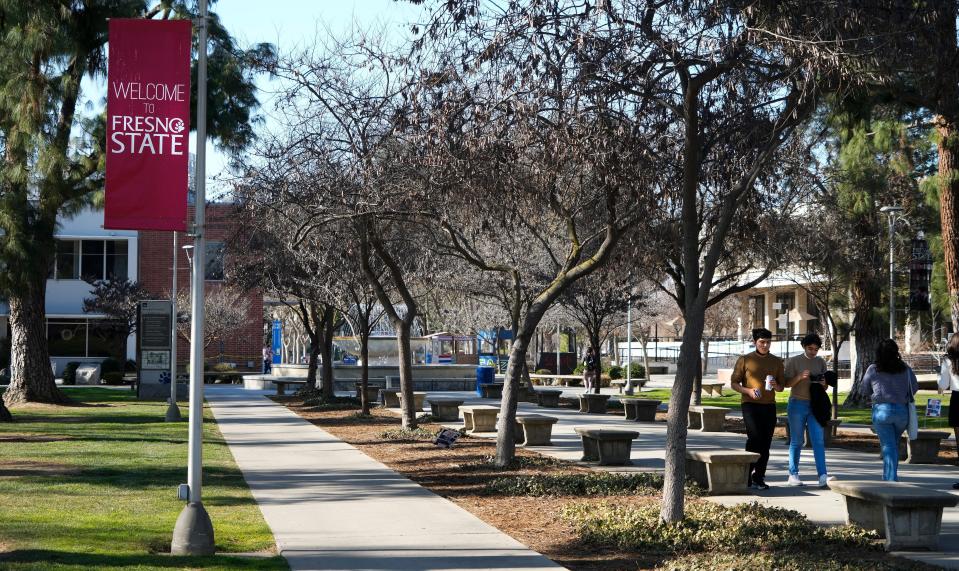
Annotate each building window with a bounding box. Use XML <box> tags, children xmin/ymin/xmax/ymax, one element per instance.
<box><xmin>776</xmin><ymin>291</ymin><xmax>795</xmax><ymax>337</ymax></box>
<box><xmin>51</xmin><ymin>239</ymin><xmax>128</xmax><ymax>281</ymax></box>
<box><xmin>205</xmin><ymin>241</ymin><xmax>225</xmax><ymax>281</ymax></box>
<box><xmin>47</xmin><ymin>320</ymin><xmax>87</xmax><ymax>357</ymax></box>
<box><xmin>55</xmin><ymin>240</ymin><xmax>80</xmax><ymax>280</ymax></box>
<box><xmin>750</xmin><ymin>295</ymin><xmax>765</xmax><ymax>329</ymax></box>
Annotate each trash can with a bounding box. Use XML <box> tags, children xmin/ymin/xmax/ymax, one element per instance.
<box><xmin>476</xmin><ymin>366</ymin><xmax>495</xmax><ymax>396</ymax></box>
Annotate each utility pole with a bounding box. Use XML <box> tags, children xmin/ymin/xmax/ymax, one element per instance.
<box><xmin>166</xmin><ymin>231</ymin><xmax>182</xmax><ymax>422</ymax></box>
<box><xmin>880</xmin><ymin>205</ymin><xmax>904</xmax><ymax>340</ymax></box>
<box><xmin>172</xmin><ymin>0</ymin><xmax>214</xmax><ymax>555</ymax></box>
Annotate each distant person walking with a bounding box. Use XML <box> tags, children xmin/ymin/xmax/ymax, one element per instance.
<box><xmin>262</xmin><ymin>345</ymin><xmax>273</xmax><ymax>374</ymax></box>
<box><xmin>784</xmin><ymin>333</ymin><xmax>832</xmax><ymax>488</ymax></box>
<box><xmin>937</xmin><ymin>333</ymin><xmax>959</xmax><ymax>489</ymax></box>
<box><xmin>583</xmin><ymin>347</ymin><xmax>599</xmax><ymax>394</ymax></box>
<box><xmin>730</xmin><ymin>328</ymin><xmax>783</xmax><ymax>490</ymax></box>
<box><xmin>864</xmin><ymin>339</ymin><xmax>919</xmax><ymax>482</ymax></box>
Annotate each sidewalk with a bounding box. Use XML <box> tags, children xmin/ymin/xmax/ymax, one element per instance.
<box><xmin>204</xmin><ymin>386</ymin><xmax>564</xmax><ymax>571</ymax></box>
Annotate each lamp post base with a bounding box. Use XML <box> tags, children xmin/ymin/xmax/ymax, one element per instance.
<box><xmin>165</xmin><ymin>400</ymin><xmax>183</xmax><ymax>422</ymax></box>
<box><xmin>171</xmin><ymin>501</ymin><xmax>215</xmax><ymax>555</ymax></box>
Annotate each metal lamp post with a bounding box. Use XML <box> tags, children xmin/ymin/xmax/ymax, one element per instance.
<box><xmin>880</xmin><ymin>205</ymin><xmax>905</xmax><ymax>340</ymax></box>
<box><xmin>171</xmin><ymin>0</ymin><xmax>214</xmax><ymax>555</ymax></box>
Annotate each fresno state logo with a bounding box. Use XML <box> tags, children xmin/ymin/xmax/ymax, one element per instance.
<box><xmin>109</xmin><ymin>81</ymin><xmax>188</xmax><ymax>155</ymax></box>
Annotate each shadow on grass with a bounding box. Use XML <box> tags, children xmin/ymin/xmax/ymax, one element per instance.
<box><xmin>0</xmin><ymin>549</ymin><xmax>286</xmax><ymax>570</ymax></box>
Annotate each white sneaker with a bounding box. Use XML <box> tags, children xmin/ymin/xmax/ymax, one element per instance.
<box><xmin>787</xmin><ymin>474</ymin><xmax>803</xmax><ymax>486</ymax></box>
<box><xmin>819</xmin><ymin>474</ymin><xmax>832</xmax><ymax>488</ymax></box>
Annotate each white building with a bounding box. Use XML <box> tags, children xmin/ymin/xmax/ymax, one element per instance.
<box><xmin>0</xmin><ymin>208</ymin><xmax>139</xmax><ymax>375</ymax></box>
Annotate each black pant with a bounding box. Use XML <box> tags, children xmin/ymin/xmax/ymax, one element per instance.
<box><xmin>742</xmin><ymin>402</ymin><xmax>777</xmax><ymax>482</ymax></box>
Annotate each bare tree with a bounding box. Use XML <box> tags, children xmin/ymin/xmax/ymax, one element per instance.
<box><xmin>175</xmin><ymin>287</ymin><xmax>251</xmax><ymax>351</ymax></box>
<box><xmin>82</xmin><ymin>278</ymin><xmax>151</xmax><ymax>360</ymax></box>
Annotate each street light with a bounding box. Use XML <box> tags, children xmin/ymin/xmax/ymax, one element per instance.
<box><xmin>880</xmin><ymin>205</ymin><xmax>905</xmax><ymax>339</ymax></box>
<box><xmin>171</xmin><ymin>0</ymin><xmax>214</xmax><ymax>555</ymax></box>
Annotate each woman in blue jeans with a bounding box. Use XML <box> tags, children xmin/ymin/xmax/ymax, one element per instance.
<box><xmin>863</xmin><ymin>339</ymin><xmax>919</xmax><ymax>481</ymax></box>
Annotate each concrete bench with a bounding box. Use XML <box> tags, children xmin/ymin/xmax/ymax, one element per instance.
<box><xmin>829</xmin><ymin>480</ymin><xmax>959</xmax><ymax>550</ymax></box>
<box><xmin>479</xmin><ymin>383</ymin><xmax>504</xmax><ymax>399</ymax></box>
<box><xmin>397</xmin><ymin>391</ymin><xmax>427</xmax><ymax>412</ymax></box>
<box><xmin>379</xmin><ymin>389</ymin><xmax>400</xmax><ymax>408</ymax></box>
<box><xmin>907</xmin><ymin>430</ymin><xmax>952</xmax><ymax>464</ymax></box>
<box><xmin>428</xmin><ymin>398</ymin><xmax>464</xmax><ymax>421</ymax></box>
<box><xmin>354</xmin><ymin>383</ymin><xmax>381</xmax><ymax>403</ymax></box>
<box><xmin>573</xmin><ymin>427</ymin><xmax>639</xmax><ymax>466</ymax></box>
<box><xmin>502</xmin><ymin>414</ymin><xmax>559</xmax><ymax>446</ymax></box>
<box><xmin>621</xmin><ymin>398</ymin><xmax>662</xmax><ymax>422</ymax></box>
<box><xmin>700</xmin><ymin>381</ymin><xmax>724</xmax><ymax>397</ymax></box>
<box><xmin>459</xmin><ymin>405</ymin><xmax>499</xmax><ymax>433</ymax></box>
<box><xmin>685</xmin><ymin>448</ymin><xmax>760</xmax><ymax>495</ymax></box>
<box><xmin>274</xmin><ymin>379</ymin><xmax>306</xmax><ymax>396</ymax></box>
<box><xmin>536</xmin><ymin>389</ymin><xmax>563</xmax><ymax>408</ymax></box>
<box><xmin>688</xmin><ymin>405</ymin><xmax>730</xmax><ymax>432</ymax></box>
<box><xmin>779</xmin><ymin>416</ymin><xmax>843</xmax><ymax>447</ymax></box>
<box><xmin>578</xmin><ymin>393</ymin><xmax>610</xmax><ymax>414</ymax></box>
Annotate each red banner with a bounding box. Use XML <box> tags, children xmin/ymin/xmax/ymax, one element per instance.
<box><xmin>105</xmin><ymin>19</ymin><xmax>191</xmax><ymax>231</ymax></box>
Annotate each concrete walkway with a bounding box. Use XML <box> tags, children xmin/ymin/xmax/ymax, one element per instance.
<box><xmin>204</xmin><ymin>386</ymin><xmax>564</xmax><ymax>571</ymax></box>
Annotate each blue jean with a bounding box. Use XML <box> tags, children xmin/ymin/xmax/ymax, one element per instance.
<box><xmin>872</xmin><ymin>403</ymin><xmax>908</xmax><ymax>482</ymax></box>
<box><xmin>787</xmin><ymin>398</ymin><xmax>827</xmax><ymax>477</ymax></box>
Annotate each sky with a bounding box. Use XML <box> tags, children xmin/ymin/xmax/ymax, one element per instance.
<box><xmin>195</xmin><ymin>0</ymin><xmax>429</xmax><ymax>196</ymax></box>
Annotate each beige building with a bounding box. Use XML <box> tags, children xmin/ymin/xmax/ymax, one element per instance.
<box><xmin>738</xmin><ymin>274</ymin><xmax>821</xmax><ymax>340</ymax></box>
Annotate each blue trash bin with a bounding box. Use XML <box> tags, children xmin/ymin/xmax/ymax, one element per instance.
<box><xmin>476</xmin><ymin>366</ymin><xmax>495</xmax><ymax>396</ymax></box>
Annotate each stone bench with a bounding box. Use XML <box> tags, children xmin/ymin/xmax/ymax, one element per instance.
<box><xmin>459</xmin><ymin>405</ymin><xmax>499</xmax><ymax>433</ymax></box>
<box><xmin>685</xmin><ymin>448</ymin><xmax>760</xmax><ymax>495</ymax></box>
<box><xmin>688</xmin><ymin>405</ymin><xmax>730</xmax><ymax>432</ymax></box>
<box><xmin>397</xmin><ymin>391</ymin><xmax>427</xmax><ymax>412</ymax></box>
<box><xmin>779</xmin><ymin>416</ymin><xmax>843</xmax><ymax>447</ymax></box>
<box><xmin>578</xmin><ymin>393</ymin><xmax>610</xmax><ymax>414</ymax></box>
<box><xmin>274</xmin><ymin>379</ymin><xmax>306</xmax><ymax>396</ymax></box>
<box><xmin>621</xmin><ymin>398</ymin><xmax>662</xmax><ymax>422</ymax></box>
<box><xmin>907</xmin><ymin>430</ymin><xmax>952</xmax><ymax>464</ymax></box>
<box><xmin>428</xmin><ymin>398</ymin><xmax>464</xmax><ymax>421</ymax></box>
<box><xmin>829</xmin><ymin>480</ymin><xmax>959</xmax><ymax>551</ymax></box>
<box><xmin>479</xmin><ymin>383</ymin><xmax>504</xmax><ymax>399</ymax></box>
<box><xmin>379</xmin><ymin>389</ymin><xmax>400</xmax><ymax>408</ymax></box>
<box><xmin>354</xmin><ymin>383</ymin><xmax>381</xmax><ymax>403</ymax></box>
<box><xmin>700</xmin><ymin>381</ymin><xmax>724</xmax><ymax>397</ymax></box>
<box><xmin>536</xmin><ymin>389</ymin><xmax>563</xmax><ymax>408</ymax></box>
<box><xmin>573</xmin><ymin>427</ymin><xmax>639</xmax><ymax>466</ymax></box>
<box><xmin>502</xmin><ymin>414</ymin><xmax>558</xmax><ymax>446</ymax></box>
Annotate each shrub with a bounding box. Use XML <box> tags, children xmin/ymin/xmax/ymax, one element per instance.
<box><xmin>624</xmin><ymin>362</ymin><xmax>645</xmax><ymax>380</ymax></box>
<box><xmin>208</xmin><ymin>362</ymin><xmax>241</xmax><ymax>383</ymax></box>
<box><xmin>573</xmin><ymin>363</ymin><xmax>585</xmax><ymax>374</ymax></box>
<box><xmin>604</xmin><ymin>364</ymin><xmax>623</xmax><ymax>380</ymax></box>
<box><xmin>380</xmin><ymin>427</ymin><xmax>436</xmax><ymax>441</ymax></box>
<box><xmin>302</xmin><ymin>396</ymin><xmax>361</xmax><ymax>411</ymax></box>
<box><xmin>486</xmin><ymin>472</ymin><xmax>703</xmax><ymax>497</ymax></box>
<box><xmin>100</xmin><ymin>358</ymin><xmax>123</xmax><ymax>375</ymax></box>
<box><xmin>62</xmin><ymin>361</ymin><xmax>82</xmax><ymax>385</ymax></box>
<box><xmin>561</xmin><ymin>500</ymin><xmax>879</xmax><ymax>554</ymax></box>
<box><xmin>102</xmin><ymin>372</ymin><xmax>125</xmax><ymax>385</ymax></box>
<box><xmin>460</xmin><ymin>454</ymin><xmax>562</xmax><ymax>472</ymax></box>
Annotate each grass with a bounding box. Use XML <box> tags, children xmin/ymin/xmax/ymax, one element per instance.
<box><xmin>638</xmin><ymin>388</ymin><xmax>954</xmax><ymax>429</ymax></box>
<box><xmin>0</xmin><ymin>387</ymin><xmax>287</xmax><ymax>570</ymax></box>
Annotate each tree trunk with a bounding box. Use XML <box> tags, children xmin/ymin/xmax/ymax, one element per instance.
<box><xmin>844</xmin><ymin>271</ymin><xmax>883</xmax><ymax>408</ymax></box>
<box><xmin>640</xmin><ymin>334</ymin><xmax>651</xmax><ymax>388</ymax></box>
<box><xmin>936</xmin><ymin>116</ymin><xmax>959</xmax><ymax>332</ymax></box>
<box><xmin>396</xmin><ymin>320</ymin><xmax>417</xmax><ymax>429</ymax></box>
<box><xmin>496</xmin><ymin>329</ymin><xmax>531</xmax><ymax>467</ymax></box>
<box><xmin>589</xmin><ymin>332</ymin><xmax>601</xmax><ymax>394</ymax></box>
<box><xmin>832</xmin><ymin>339</ymin><xmax>843</xmax><ymax>420</ymax></box>
<box><xmin>305</xmin><ymin>336</ymin><xmax>320</xmax><ymax>391</ymax></box>
<box><xmin>320</xmin><ymin>309</ymin><xmax>335</xmax><ymax>402</ymax></box>
<box><xmin>691</xmin><ymin>350</ymin><xmax>703</xmax><ymax>406</ymax></box>
<box><xmin>660</xmin><ymin>310</ymin><xmax>706</xmax><ymax>522</ymax></box>
<box><xmin>360</xmin><ymin>330</ymin><xmax>371</xmax><ymax>415</ymax></box>
<box><xmin>4</xmin><ymin>278</ymin><xmax>66</xmax><ymax>407</ymax></box>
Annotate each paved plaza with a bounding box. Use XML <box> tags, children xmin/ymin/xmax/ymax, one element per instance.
<box><xmin>207</xmin><ymin>382</ymin><xmax>959</xmax><ymax>570</ymax></box>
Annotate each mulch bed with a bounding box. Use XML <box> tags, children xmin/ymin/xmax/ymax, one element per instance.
<box><xmin>275</xmin><ymin>396</ymin><xmax>938</xmax><ymax>571</ymax></box>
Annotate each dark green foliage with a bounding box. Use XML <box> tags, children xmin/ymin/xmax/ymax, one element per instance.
<box><xmin>0</xmin><ymin>336</ymin><xmax>9</xmax><ymax>370</ymax></box>
<box><xmin>562</xmin><ymin>500</ymin><xmax>879</xmax><ymax>553</ymax></box>
<box><xmin>460</xmin><ymin>454</ymin><xmax>562</xmax><ymax>472</ymax></box>
<box><xmin>207</xmin><ymin>362</ymin><xmax>241</xmax><ymax>383</ymax></box>
<box><xmin>99</xmin><ymin>358</ymin><xmax>123</xmax><ymax>374</ymax></box>
<box><xmin>486</xmin><ymin>472</ymin><xmax>704</xmax><ymax>497</ymax></box>
<box><xmin>604</xmin><ymin>364</ymin><xmax>623</xmax><ymax>379</ymax></box>
<box><xmin>102</xmin><ymin>372</ymin><xmax>125</xmax><ymax>385</ymax></box>
<box><xmin>623</xmin><ymin>362</ymin><xmax>645</xmax><ymax>380</ymax></box>
<box><xmin>380</xmin><ymin>427</ymin><xmax>436</xmax><ymax>441</ymax></box>
<box><xmin>62</xmin><ymin>362</ymin><xmax>82</xmax><ymax>385</ymax></box>
<box><xmin>302</xmin><ymin>396</ymin><xmax>361</xmax><ymax>411</ymax></box>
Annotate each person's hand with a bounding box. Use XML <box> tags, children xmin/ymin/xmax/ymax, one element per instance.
<box><xmin>750</xmin><ymin>388</ymin><xmax>761</xmax><ymax>399</ymax></box>
<box><xmin>770</xmin><ymin>381</ymin><xmax>782</xmax><ymax>391</ymax></box>
<box><xmin>800</xmin><ymin>369</ymin><xmax>810</xmax><ymax>381</ymax></box>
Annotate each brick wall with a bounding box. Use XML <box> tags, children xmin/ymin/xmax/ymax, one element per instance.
<box><xmin>139</xmin><ymin>204</ymin><xmax>264</xmax><ymax>371</ymax></box>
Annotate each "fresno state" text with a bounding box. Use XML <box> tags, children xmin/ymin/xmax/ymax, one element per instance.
<box><xmin>110</xmin><ymin>114</ymin><xmax>186</xmax><ymax>155</ymax></box>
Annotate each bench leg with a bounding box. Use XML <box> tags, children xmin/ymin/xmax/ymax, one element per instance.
<box><xmin>276</xmin><ymin>384</ymin><xmax>285</xmax><ymax>396</ymax></box>
<box><xmin>688</xmin><ymin>412</ymin><xmax>703</xmax><ymax>430</ymax></box>
<box><xmin>580</xmin><ymin>436</ymin><xmax>599</xmax><ymax>462</ymax></box>
<box><xmin>596</xmin><ymin>438</ymin><xmax>633</xmax><ymax>466</ymax></box>
<box><xmin>882</xmin><ymin>505</ymin><xmax>946</xmax><ymax>551</ymax></box>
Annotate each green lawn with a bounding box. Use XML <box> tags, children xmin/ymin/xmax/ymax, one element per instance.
<box><xmin>637</xmin><ymin>388</ymin><xmax>954</xmax><ymax>429</ymax></box>
<box><xmin>0</xmin><ymin>387</ymin><xmax>287</xmax><ymax>570</ymax></box>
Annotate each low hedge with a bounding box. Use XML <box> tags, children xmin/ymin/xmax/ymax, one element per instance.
<box><xmin>62</xmin><ymin>361</ymin><xmax>81</xmax><ymax>385</ymax></box>
<box><xmin>380</xmin><ymin>427</ymin><xmax>437</xmax><ymax>441</ymax></box>
<box><xmin>561</xmin><ymin>500</ymin><xmax>879</xmax><ymax>554</ymax></box>
<box><xmin>102</xmin><ymin>371</ymin><xmax>125</xmax><ymax>385</ymax></box>
<box><xmin>485</xmin><ymin>472</ymin><xmax>703</xmax><ymax>497</ymax></box>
